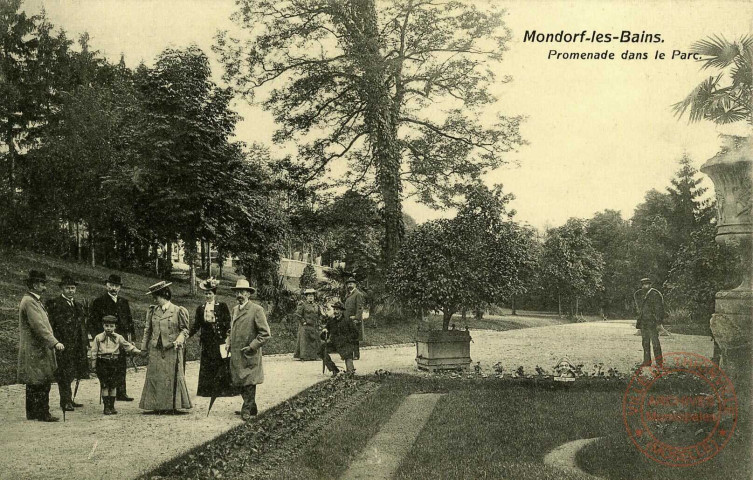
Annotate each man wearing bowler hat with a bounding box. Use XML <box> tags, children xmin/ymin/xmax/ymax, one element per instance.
<box><xmin>226</xmin><ymin>278</ymin><xmax>271</xmax><ymax>420</ymax></box>
<box><xmin>89</xmin><ymin>274</ymin><xmax>135</xmax><ymax>401</ymax></box>
<box><xmin>343</xmin><ymin>277</ymin><xmax>366</xmax><ymax>361</ymax></box>
<box><xmin>18</xmin><ymin>270</ymin><xmax>64</xmax><ymax>421</ymax></box>
<box><xmin>47</xmin><ymin>275</ymin><xmax>89</xmax><ymax>411</ymax></box>
<box><xmin>634</xmin><ymin>277</ymin><xmax>665</xmax><ymax>367</ymax></box>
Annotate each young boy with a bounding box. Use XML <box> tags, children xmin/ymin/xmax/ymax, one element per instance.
<box><xmin>92</xmin><ymin>315</ymin><xmax>142</xmax><ymax>415</ymax></box>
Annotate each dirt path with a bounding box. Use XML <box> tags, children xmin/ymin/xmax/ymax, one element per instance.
<box><xmin>0</xmin><ymin>321</ymin><xmax>712</xmax><ymax>479</ymax></box>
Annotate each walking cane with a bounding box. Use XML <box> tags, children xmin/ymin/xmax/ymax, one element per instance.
<box><xmin>73</xmin><ymin>378</ymin><xmax>80</xmax><ymax>401</ymax></box>
<box><xmin>172</xmin><ymin>344</ymin><xmax>180</xmax><ymax>414</ymax></box>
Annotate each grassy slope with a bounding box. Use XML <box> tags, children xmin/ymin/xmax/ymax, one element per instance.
<box><xmin>0</xmin><ymin>251</ymin><xmax>570</xmax><ymax>386</ymax></box>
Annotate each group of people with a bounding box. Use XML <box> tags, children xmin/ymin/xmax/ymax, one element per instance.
<box><xmin>293</xmin><ymin>277</ymin><xmax>367</xmax><ymax>376</ymax></box>
<box><xmin>17</xmin><ymin>270</ymin><xmax>270</xmax><ymax>422</ymax></box>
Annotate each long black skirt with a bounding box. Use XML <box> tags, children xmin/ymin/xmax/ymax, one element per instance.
<box><xmin>197</xmin><ymin>342</ymin><xmax>238</xmax><ymax>398</ymax></box>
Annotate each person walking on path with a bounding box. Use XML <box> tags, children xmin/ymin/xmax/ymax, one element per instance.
<box><xmin>226</xmin><ymin>278</ymin><xmax>271</xmax><ymax>420</ymax></box>
<box><xmin>188</xmin><ymin>278</ymin><xmax>237</xmax><ymax>398</ymax></box>
<box><xmin>319</xmin><ymin>300</ymin><xmax>358</xmax><ymax>375</ymax></box>
<box><xmin>294</xmin><ymin>289</ymin><xmax>321</xmax><ymax>361</ymax></box>
<box><xmin>92</xmin><ymin>316</ymin><xmax>142</xmax><ymax>415</ymax></box>
<box><xmin>634</xmin><ymin>277</ymin><xmax>665</xmax><ymax>367</ymax></box>
<box><xmin>18</xmin><ymin>270</ymin><xmax>65</xmax><ymax>422</ymax></box>
<box><xmin>46</xmin><ymin>275</ymin><xmax>89</xmax><ymax>411</ymax></box>
<box><xmin>89</xmin><ymin>274</ymin><xmax>135</xmax><ymax>402</ymax></box>
<box><xmin>139</xmin><ymin>281</ymin><xmax>192</xmax><ymax>413</ymax></box>
<box><xmin>343</xmin><ymin>277</ymin><xmax>366</xmax><ymax>360</ymax></box>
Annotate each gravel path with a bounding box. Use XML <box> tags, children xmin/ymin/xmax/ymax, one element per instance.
<box><xmin>0</xmin><ymin>320</ymin><xmax>712</xmax><ymax>479</ymax></box>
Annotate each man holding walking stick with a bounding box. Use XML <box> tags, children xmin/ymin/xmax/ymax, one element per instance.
<box><xmin>47</xmin><ymin>275</ymin><xmax>89</xmax><ymax>412</ymax></box>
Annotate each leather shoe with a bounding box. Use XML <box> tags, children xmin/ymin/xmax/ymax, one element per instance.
<box><xmin>39</xmin><ymin>414</ymin><xmax>60</xmax><ymax>422</ymax></box>
<box><xmin>71</xmin><ymin>401</ymin><xmax>84</xmax><ymax>408</ymax></box>
<box><xmin>62</xmin><ymin>404</ymin><xmax>75</xmax><ymax>412</ymax></box>
<box><xmin>116</xmin><ymin>395</ymin><xmax>134</xmax><ymax>402</ymax></box>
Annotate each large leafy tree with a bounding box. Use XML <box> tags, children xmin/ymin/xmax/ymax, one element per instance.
<box><xmin>389</xmin><ymin>184</ymin><xmax>535</xmax><ymax>329</ymax></box>
<box><xmin>133</xmin><ymin>46</ymin><xmax>273</xmax><ymax>293</ymax></box>
<box><xmin>215</xmin><ymin>0</ymin><xmax>524</xmax><ymax>264</ymax></box>
<box><xmin>540</xmin><ymin>218</ymin><xmax>604</xmax><ymax>318</ymax></box>
<box><xmin>586</xmin><ymin>209</ymin><xmax>633</xmax><ymax>316</ymax></box>
<box><xmin>0</xmin><ymin>2</ymin><xmax>77</xmax><ymax>223</ymax></box>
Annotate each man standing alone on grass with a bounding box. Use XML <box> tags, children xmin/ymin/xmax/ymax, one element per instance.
<box><xmin>89</xmin><ymin>274</ymin><xmax>135</xmax><ymax>401</ymax></box>
<box><xmin>227</xmin><ymin>278</ymin><xmax>271</xmax><ymax>420</ymax></box>
<box><xmin>343</xmin><ymin>277</ymin><xmax>365</xmax><ymax>361</ymax></box>
<box><xmin>47</xmin><ymin>275</ymin><xmax>89</xmax><ymax>411</ymax></box>
<box><xmin>18</xmin><ymin>270</ymin><xmax>65</xmax><ymax>422</ymax></box>
<box><xmin>634</xmin><ymin>277</ymin><xmax>664</xmax><ymax>367</ymax></box>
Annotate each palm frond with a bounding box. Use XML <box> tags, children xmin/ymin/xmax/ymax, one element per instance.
<box><xmin>672</xmin><ymin>75</ymin><xmax>722</xmax><ymax>122</ymax></box>
<box><xmin>692</xmin><ymin>35</ymin><xmax>738</xmax><ymax>70</ymax></box>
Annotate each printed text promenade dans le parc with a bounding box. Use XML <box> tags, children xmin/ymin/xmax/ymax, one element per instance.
<box><xmin>524</xmin><ymin>30</ymin><xmax>701</xmax><ymax>61</ymax></box>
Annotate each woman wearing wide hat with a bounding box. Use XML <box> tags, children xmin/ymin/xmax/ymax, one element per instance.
<box><xmin>294</xmin><ymin>288</ymin><xmax>321</xmax><ymax>361</ymax></box>
<box><xmin>139</xmin><ymin>281</ymin><xmax>192</xmax><ymax>412</ymax></box>
<box><xmin>188</xmin><ymin>278</ymin><xmax>237</xmax><ymax>398</ymax></box>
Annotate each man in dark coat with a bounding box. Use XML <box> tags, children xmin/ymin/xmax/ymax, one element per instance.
<box><xmin>47</xmin><ymin>275</ymin><xmax>89</xmax><ymax>411</ymax></box>
<box><xmin>319</xmin><ymin>300</ymin><xmax>358</xmax><ymax>375</ymax></box>
<box><xmin>634</xmin><ymin>277</ymin><xmax>665</xmax><ymax>367</ymax></box>
<box><xmin>89</xmin><ymin>274</ymin><xmax>135</xmax><ymax>401</ymax></box>
<box><xmin>343</xmin><ymin>277</ymin><xmax>366</xmax><ymax>360</ymax></box>
<box><xmin>18</xmin><ymin>270</ymin><xmax>65</xmax><ymax>422</ymax></box>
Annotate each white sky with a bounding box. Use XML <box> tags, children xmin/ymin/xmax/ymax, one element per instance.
<box><xmin>23</xmin><ymin>0</ymin><xmax>753</xmax><ymax>230</ymax></box>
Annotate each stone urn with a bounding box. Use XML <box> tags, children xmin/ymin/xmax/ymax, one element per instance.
<box><xmin>700</xmin><ymin>135</ymin><xmax>752</xmax><ymax>385</ymax></box>
<box><xmin>415</xmin><ymin>329</ymin><xmax>472</xmax><ymax>372</ymax></box>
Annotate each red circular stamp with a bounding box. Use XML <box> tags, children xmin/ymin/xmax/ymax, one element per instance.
<box><xmin>622</xmin><ymin>352</ymin><xmax>737</xmax><ymax>467</ymax></box>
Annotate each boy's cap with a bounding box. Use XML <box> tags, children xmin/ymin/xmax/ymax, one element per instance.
<box><xmin>102</xmin><ymin>315</ymin><xmax>118</xmax><ymax>324</ymax></box>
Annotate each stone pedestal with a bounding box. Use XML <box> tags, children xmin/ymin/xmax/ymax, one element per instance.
<box><xmin>700</xmin><ymin>135</ymin><xmax>752</xmax><ymax>392</ymax></box>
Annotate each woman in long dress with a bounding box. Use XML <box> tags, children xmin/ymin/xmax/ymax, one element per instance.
<box><xmin>139</xmin><ymin>281</ymin><xmax>192</xmax><ymax>412</ymax></box>
<box><xmin>188</xmin><ymin>278</ymin><xmax>237</xmax><ymax>397</ymax></box>
<box><xmin>294</xmin><ymin>289</ymin><xmax>322</xmax><ymax>361</ymax></box>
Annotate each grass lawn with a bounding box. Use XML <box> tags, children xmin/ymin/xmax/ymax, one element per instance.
<box><xmin>184</xmin><ymin>375</ymin><xmax>636</xmax><ymax>479</ymax></box>
<box><xmin>148</xmin><ymin>374</ymin><xmax>750</xmax><ymax>479</ymax></box>
<box><xmin>576</xmin><ymin>405</ymin><xmax>751</xmax><ymax>480</ymax></box>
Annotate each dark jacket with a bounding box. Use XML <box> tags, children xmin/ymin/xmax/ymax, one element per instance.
<box><xmin>635</xmin><ymin>287</ymin><xmax>664</xmax><ymax>328</ymax></box>
<box><xmin>344</xmin><ymin>287</ymin><xmax>366</xmax><ymax>341</ymax></box>
<box><xmin>88</xmin><ymin>293</ymin><xmax>134</xmax><ymax>339</ymax></box>
<box><xmin>46</xmin><ymin>296</ymin><xmax>89</xmax><ymax>379</ymax></box>
<box><xmin>190</xmin><ymin>301</ymin><xmax>232</xmax><ymax>347</ymax></box>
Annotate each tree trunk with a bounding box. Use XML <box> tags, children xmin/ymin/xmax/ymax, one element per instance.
<box><xmin>348</xmin><ymin>0</ymin><xmax>404</xmax><ymax>266</ymax></box>
<box><xmin>6</xmin><ymin>126</ymin><xmax>15</xmax><ymax>204</ymax></box>
<box><xmin>89</xmin><ymin>230</ymin><xmax>95</xmax><ymax>267</ymax></box>
<box><xmin>76</xmin><ymin>223</ymin><xmax>82</xmax><ymax>262</ymax></box>
<box><xmin>474</xmin><ymin>308</ymin><xmax>484</xmax><ymax>321</ymax></box>
<box><xmin>511</xmin><ymin>295</ymin><xmax>517</xmax><ymax>315</ymax></box>
<box><xmin>185</xmin><ymin>242</ymin><xmax>197</xmax><ymax>295</ymax></box>
<box><xmin>575</xmin><ymin>297</ymin><xmax>580</xmax><ymax>317</ymax></box>
<box><xmin>557</xmin><ymin>292</ymin><xmax>562</xmax><ymax>318</ymax></box>
<box><xmin>200</xmin><ymin>239</ymin><xmax>206</xmax><ymax>272</ymax></box>
<box><xmin>442</xmin><ymin>309</ymin><xmax>455</xmax><ymax>331</ymax></box>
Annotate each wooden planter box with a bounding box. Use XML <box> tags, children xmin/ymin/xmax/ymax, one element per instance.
<box><xmin>415</xmin><ymin>329</ymin><xmax>472</xmax><ymax>372</ymax></box>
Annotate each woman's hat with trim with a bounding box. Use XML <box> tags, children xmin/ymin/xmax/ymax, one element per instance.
<box><xmin>199</xmin><ymin>277</ymin><xmax>220</xmax><ymax>291</ymax></box>
<box><xmin>230</xmin><ymin>278</ymin><xmax>256</xmax><ymax>293</ymax></box>
<box><xmin>303</xmin><ymin>288</ymin><xmax>316</xmax><ymax>295</ymax></box>
<box><xmin>146</xmin><ymin>280</ymin><xmax>172</xmax><ymax>295</ymax></box>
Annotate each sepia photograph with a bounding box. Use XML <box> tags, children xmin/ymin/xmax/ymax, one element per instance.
<box><xmin>0</xmin><ymin>0</ymin><xmax>751</xmax><ymax>478</ymax></box>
